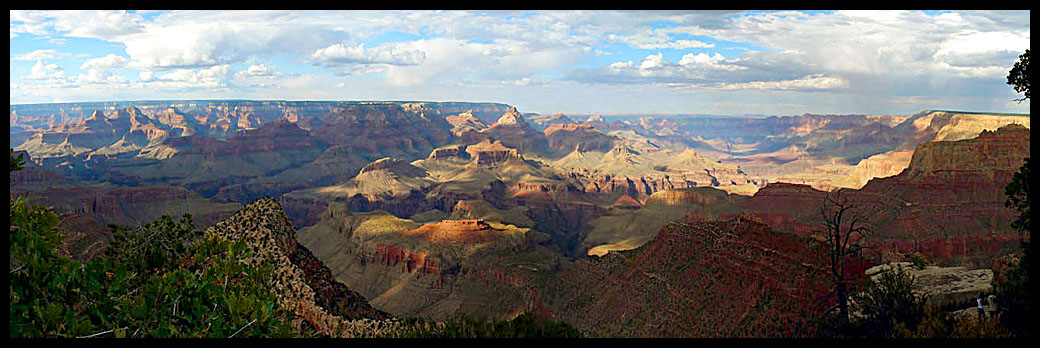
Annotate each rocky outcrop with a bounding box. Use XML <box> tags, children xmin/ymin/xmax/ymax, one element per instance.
<box><xmin>427</xmin><ymin>145</ymin><xmax>469</xmax><ymax>160</ymax></box>
<box><xmin>206</xmin><ymin>198</ymin><xmax>398</xmax><ymax>337</ymax></box>
<box><xmin>445</xmin><ymin>111</ymin><xmax>488</xmax><ymax>136</ymax></box>
<box><xmin>465</xmin><ymin>139</ymin><xmax>523</xmax><ymax>166</ymax></box>
<box><xmin>544</xmin><ymin>123</ymin><xmax>617</xmax><ymax>152</ymax></box>
<box><xmin>865</xmin><ymin>262</ymin><xmax>993</xmax><ymax>307</ymax></box>
<box><xmin>477</xmin><ymin>107</ymin><xmax>548</xmax><ymax>154</ymax></box>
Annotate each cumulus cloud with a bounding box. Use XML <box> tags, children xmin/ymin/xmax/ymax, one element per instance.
<box><xmin>75</xmin><ymin>54</ymin><xmax>128</xmax><ymax>84</ymax></box>
<box><xmin>311</xmin><ymin>43</ymin><xmax>426</xmax><ymax>66</ymax></box>
<box><xmin>25</xmin><ymin>60</ymin><xmax>65</xmax><ymax>80</ymax></box>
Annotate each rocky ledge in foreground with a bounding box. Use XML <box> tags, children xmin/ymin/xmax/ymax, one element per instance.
<box><xmin>205</xmin><ymin>197</ymin><xmax>399</xmax><ymax>337</ymax></box>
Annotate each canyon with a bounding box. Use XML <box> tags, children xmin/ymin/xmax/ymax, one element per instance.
<box><xmin>9</xmin><ymin>100</ymin><xmax>1030</xmax><ymax>336</ymax></box>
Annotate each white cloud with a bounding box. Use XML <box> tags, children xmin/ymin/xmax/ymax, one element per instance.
<box><xmin>146</xmin><ymin>64</ymin><xmax>233</xmax><ymax>89</ymax></box>
<box><xmin>678</xmin><ymin>52</ymin><xmax>745</xmax><ymax>71</ymax></box>
<box><xmin>8</xmin><ymin>10</ymin><xmax>1033</xmax><ymax>114</ymax></box>
<box><xmin>705</xmin><ymin>74</ymin><xmax>849</xmax><ymax>91</ymax></box>
<box><xmin>80</xmin><ymin>54</ymin><xmax>127</xmax><ymax>71</ymax></box>
<box><xmin>12</xmin><ymin>49</ymin><xmax>69</xmax><ymax>60</ymax></box>
<box><xmin>611</xmin><ymin>28</ymin><xmax>715</xmax><ymax>50</ymax></box>
<box><xmin>235</xmin><ymin>63</ymin><xmax>278</xmax><ymax>77</ymax></box>
<box><xmin>312</xmin><ymin>43</ymin><xmax>426</xmax><ymax>66</ymax></box>
<box><xmin>25</xmin><ymin>60</ymin><xmax>65</xmax><ymax>80</ymax></box>
<box><xmin>506</xmin><ymin>77</ymin><xmax>548</xmax><ymax>86</ymax></box>
<box><xmin>10</xmin><ymin>10</ymin><xmax>143</xmax><ymax>40</ymax></box>
<box><xmin>73</xmin><ymin>54</ymin><xmax>128</xmax><ymax>84</ymax></box>
<box><xmin>639</xmin><ymin>53</ymin><xmax>664</xmax><ymax>69</ymax></box>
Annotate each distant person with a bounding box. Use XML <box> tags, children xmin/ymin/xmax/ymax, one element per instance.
<box><xmin>977</xmin><ymin>296</ymin><xmax>986</xmax><ymax>320</ymax></box>
<box><xmin>988</xmin><ymin>294</ymin><xmax>998</xmax><ymax>317</ymax></box>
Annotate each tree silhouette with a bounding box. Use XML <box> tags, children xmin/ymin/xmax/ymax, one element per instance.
<box><xmin>1007</xmin><ymin>49</ymin><xmax>1029</xmax><ymax>102</ymax></box>
<box><xmin>814</xmin><ymin>191</ymin><xmax>874</xmax><ymax>328</ymax></box>
<box><xmin>1005</xmin><ymin>158</ymin><xmax>1030</xmax><ymax>239</ymax></box>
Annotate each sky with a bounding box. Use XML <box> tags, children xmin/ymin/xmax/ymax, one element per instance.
<box><xmin>9</xmin><ymin>10</ymin><xmax>1031</xmax><ymax>116</ymax></box>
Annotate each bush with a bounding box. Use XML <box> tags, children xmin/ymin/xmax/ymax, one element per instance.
<box><xmin>105</xmin><ymin>214</ymin><xmax>199</xmax><ymax>275</ymax></box>
<box><xmin>993</xmin><ymin>242</ymin><xmax>1030</xmax><ymax>337</ymax></box>
<box><xmin>9</xmin><ymin>197</ymin><xmax>299</xmax><ymax>338</ymax></box>
<box><xmin>850</xmin><ymin>267</ymin><xmax>927</xmax><ymax>337</ymax></box>
<box><xmin>909</xmin><ymin>253</ymin><xmax>929</xmax><ymax>270</ymax></box>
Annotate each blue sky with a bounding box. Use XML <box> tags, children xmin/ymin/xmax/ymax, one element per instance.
<box><xmin>9</xmin><ymin>10</ymin><xmax>1030</xmax><ymax>116</ymax></box>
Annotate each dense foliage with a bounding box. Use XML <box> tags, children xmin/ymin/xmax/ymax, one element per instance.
<box><xmin>995</xmin><ymin>158</ymin><xmax>1031</xmax><ymax>337</ymax></box>
<box><xmin>10</xmin><ymin>197</ymin><xmax>299</xmax><ymax>337</ymax></box>
<box><xmin>850</xmin><ymin>268</ymin><xmax>927</xmax><ymax>337</ymax></box>
<box><xmin>106</xmin><ymin>214</ymin><xmax>199</xmax><ymax>275</ymax></box>
<box><xmin>1005</xmin><ymin>158</ymin><xmax>1030</xmax><ymax>236</ymax></box>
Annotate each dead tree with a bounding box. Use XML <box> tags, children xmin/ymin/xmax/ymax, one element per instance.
<box><xmin>815</xmin><ymin>190</ymin><xmax>875</xmax><ymax>325</ymax></box>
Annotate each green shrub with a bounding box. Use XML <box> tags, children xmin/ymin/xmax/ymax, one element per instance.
<box><xmin>105</xmin><ymin>214</ymin><xmax>199</xmax><ymax>275</ymax></box>
<box><xmin>851</xmin><ymin>267</ymin><xmax>927</xmax><ymax>337</ymax></box>
<box><xmin>909</xmin><ymin>253</ymin><xmax>928</xmax><ymax>270</ymax></box>
<box><xmin>9</xmin><ymin>197</ymin><xmax>298</xmax><ymax>338</ymax></box>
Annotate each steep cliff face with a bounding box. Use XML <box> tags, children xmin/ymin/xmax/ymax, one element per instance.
<box><xmin>545</xmin><ymin>214</ymin><xmax>832</xmax><ymax>337</ymax></box>
<box><xmin>852</xmin><ymin>124</ymin><xmax>1030</xmax><ymax>266</ymax></box>
<box><xmin>206</xmin><ymin>198</ymin><xmax>398</xmax><ymax>337</ymax></box>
